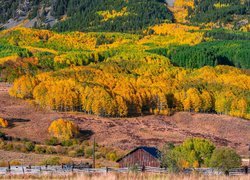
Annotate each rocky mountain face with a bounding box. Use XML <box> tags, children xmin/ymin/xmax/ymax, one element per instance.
<box><xmin>0</xmin><ymin>0</ymin><xmax>57</xmax><ymax>29</ymax></box>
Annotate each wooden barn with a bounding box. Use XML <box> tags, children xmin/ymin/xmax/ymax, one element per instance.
<box><xmin>116</xmin><ymin>146</ymin><xmax>161</xmax><ymax>168</ymax></box>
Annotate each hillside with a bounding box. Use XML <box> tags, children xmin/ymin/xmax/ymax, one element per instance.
<box><xmin>0</xmin><ymin>0</ymin><xmax>249</xmax><ymax>32</ymax></box>
<box><xmin>0</xmin><ymin>0</ymin><xmax>173</xmax><ymax>32</ymax></box>
<box><xmin>0</xmin><ymin>27</ymin><xmax>249</xmax><ymax>120</ymax></box>
<box><xmin>0</xmin><ymin>83</ymin><xmax>250</xmax><ymax>157</ymax></box>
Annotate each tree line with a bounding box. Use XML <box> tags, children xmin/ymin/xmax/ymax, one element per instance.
<box><xmin>9</xmin><ymin>61</ymin><xmax>250</xmax><ymax>119</ymax></box>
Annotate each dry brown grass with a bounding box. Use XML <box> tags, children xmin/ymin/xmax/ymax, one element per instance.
<box><xmin>0</xmin><ymin>173</ymin><xmax>249</xmax><ymax>180</ymax></box>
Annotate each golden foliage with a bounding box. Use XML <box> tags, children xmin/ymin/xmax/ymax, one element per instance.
<box><xmin>0</xmin><ymin>118</ymin><xmax>8</xmax><ymax>128</ymax></box>
<box><xmin>214</xmin><ymin>3</ymin><xmax>230</xmax><ymax>8</ymax></box>
<box><xmin>170</xmin><ymin>0</ymin><xmax>194</xmax><ymax>23</ymax></box>
<box><xmin>9</xmin><ymin>64</ymin><xmax>250</xmax><ymax>119</ymax></box>
<box><xmin>143</xmin><ymin>23</ymin><xmax>204</xmax><ymax>45</ymax></box>
<box><xmin>48</xmin><ymin>119</ymin><xmax>79</xmax><ymax>141</ymax></box>
<box><xmin>98</xmin><ymin>7</ymin><xmax>129</xmax><ymax>22</ymax></box>
<box><xmin>9</xmin><ymin>75</ymin><xmax>38</xmax><ymax>99</ymax></box>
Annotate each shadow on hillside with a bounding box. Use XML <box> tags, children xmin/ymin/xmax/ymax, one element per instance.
<box><xmin>7</xmin><ymin>118</ymin><xmax>30</xmax><ymax>128</ymax></box>
<box><xmin>78</xmin><ymin>130</ymin><xmax>94</xmax><ymax>141</ymax></box>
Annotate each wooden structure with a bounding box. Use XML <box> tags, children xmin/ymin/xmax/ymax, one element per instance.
<box><xmin>116</xmin><ymin>146</ymin><xmax>161</xmax><ymax>168</ymax></box>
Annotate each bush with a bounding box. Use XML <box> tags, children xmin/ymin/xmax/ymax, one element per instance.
<box><xmin>106</xmin><ymin>152</ymin><xmax>118</xmax><ymax>161</ymax></box>
<box><xmin>10</xmin><ymin>160</ymin><xmax>21</xmax><ymax>166</ymax></box>
<box><xmin>75</xmin><ymin>148</ymin><xmax>84</xmax><ymax>157</ymax></box>
<box><xmin>45</xmin><ymin>146</ymin><xmax>57</xmax><ymax>154</ymax></box>
<box><xmin>0</xmin><ymin>118</ymin><xmax>8</xmax><ymax>128</ymax></box>
<box><xmin>95</xmin><ymin>152</ymin><xmax>102</xmax><ymax>160</ymax></box>
<box><xmin>41</xmin><ymin>157</ymin><xmax>61</xmax><ymax>166</ymax></box>
<box><xmin>34</xmin><ymin>145</ymin><xmax>47</xmax><ymax>154</ymax></box>
<box><xmin>84</xmin><ymin>147</ymin><xmax>93</xmax><ymax>158</ymax></box>
<box><xmin>4</xmin><ymin>143</ymin><xmax>14</xmax><ymax>151</ymax></box>
<box><xmin>61</xmin><ymin>139</ymin><xmax>79</xmax><ymax>147</ymax></box>
<box><xmin>25</xmin><ymin>142</ymin><xmax>35</xmax><ymax>152</ymax></box>
<box><xmin>68</xmin><ymin>150</ymin><xmax>77</xmax><ymax>157</ymax></box>
<box><xmin>210</xmin><ymin>148</ymin><xmax>241</xmax><ymax>172</ymax></box>
<box><xmin>46</xmin><ymin>137</ymin><xmax>60</xmax><ymax>146</ymax></box>
<box><xmin>48</xmin><ymin>119</ymin><xmax>79</xmax><ymax>141</ymax></box>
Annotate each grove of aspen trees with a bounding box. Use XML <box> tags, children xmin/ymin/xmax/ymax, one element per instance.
<box><xmin>0</xmin><ymin>23</ymin><xmax>248</xmax><ymax>120</ymax></box>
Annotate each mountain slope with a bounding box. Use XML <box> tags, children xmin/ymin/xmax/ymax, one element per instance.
<box><xmin>0</xmin><ymin>0</ymin><xmax>249</xmax><ymax>32</ymax></box>
<box><xmin>0</xmin><ymin>0</ymin><xmax>173</xmax><ymax>32</ymax></box>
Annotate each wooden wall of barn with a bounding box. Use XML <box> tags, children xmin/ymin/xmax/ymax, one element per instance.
<box><xmin>118</xmin><ymin>149</ymin><xmax>160</xmax><ymax>168</ymax></box>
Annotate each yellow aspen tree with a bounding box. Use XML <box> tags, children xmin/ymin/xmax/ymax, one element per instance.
<box><xmin>115</xmin><ymin>95</ymin><xmax>128</xmax><ymax>117</ymax></box>
<box><xmin>9</xmin><ymin>75</ymin><xmax>38</xmax><ymax>99</ymax></box>
<box><xmin>186</xmin><ymin>88</ymin><xmax>202</xmax><ymax>112</ymax></box>
<box><xmin>215</xmin><ymin>96</ymin><xmax>226</xmax><ymax>114</ymax></box>
<box><xmin>183</xmin><ymin>97</ymin><xmax>192</xmax><ymax>111</ymax></box>
<box><xmin>201</xmin><ymin>90</ymin><xmax>213</xmax><ymax>112</ymax></box>
<box><xmin>237</xmin><ymin>98</ymin><xmax>247</xmax><ymax>118</ymax></box>
<box><xmin>48</xmin><ymin>119</ymin><xmax>79</xmax><ymax>141</ymax></box>
<box><xmin>0</xmin><ymin>118</ymin><xmax>8</xmax><ymax>128</ymax></box>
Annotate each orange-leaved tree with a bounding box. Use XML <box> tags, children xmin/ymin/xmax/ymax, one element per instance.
<box><xmin>0</xmin><ymin>118</ymin><xmax>8</xmax><ymax>128</ymax></box>
<box><xmin>48</xmin><ymin>119</ymin><xmax>79</xmax><ymax>141</ymax></box>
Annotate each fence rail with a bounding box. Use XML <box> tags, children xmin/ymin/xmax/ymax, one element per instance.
<box><xmin>0</xmin><ymin>165</ymin><xmax>249</xmax><ymax>176</ymax></box>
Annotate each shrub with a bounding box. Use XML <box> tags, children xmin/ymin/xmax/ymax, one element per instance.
<box><xmin>34</xmin><ymin>145</ymin><xmax>46</xmax><ymax>154</ymax></box>
<box><xmin>0</xmin><ymin>118</ymin><xmax>8</xmax><ymax>128</ymax></box>
<box><xmin>106</xmin><ymin>152</ymin><xmax>118</xmax><ymax>161</ymax></box>
<box><xmin>61</xmin><ymin>139</ymin><xmax>79</xmax><ymax>147</ymax></box>
<box><xmin>45</xmin><ymin>137</ymin><xmax>60</xmax><ymax>146</ymax></box>
<box><xmin>45</xmin><ymin>146</ymin><xmax>57</xmax><ymax>154</ymax></box>
<box><xmin>210</xmin><ymin>147</ymin><xmax>241</xmax><ymax>172</ymax></box>
<box><xmin>10</xmin><ymin>160</ymin><xmax>21</xmax><ymax>166</ymax></box>
<box><xmin>84</xmin><ymin>147</ymin><xmax>93</xmax><ymax>158</ymax></box>
<box><xmin>75</xmin><ymin>148</ymin><xmax>84</xmax><ymax>157</ymax></box>
<box><xmin>41</xmin><ymin>157</ymin><xmax>61</xmax><ymax>166</ymax></box>
<box><xmin>68</xmin><ymin>150</ymin><xmax>77</xmax><ymax>157</ymax></box>
<box><xmin>95</xmin><ymin>152</ymin><xmax>102</xmax><ymax>159</ymax></box>
<box><xmin>25</xmin><ymin>142</ymin><xmax>35</xmax><ymax>152</ymax></box>
<box><xmin>4</xmin><ymin>143</ymin><xmax>14</xmax><ymax>151</ymax></box>
<box><xmin>48</xmin><ymin>119</ymin><xmax>79</xmax><ymax>141</ymax></box>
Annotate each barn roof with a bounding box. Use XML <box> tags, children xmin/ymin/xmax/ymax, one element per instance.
<box><xmin>116</xmin><ymin>146</ymin><xmax>161</xmax><ymax>162</ymax></box>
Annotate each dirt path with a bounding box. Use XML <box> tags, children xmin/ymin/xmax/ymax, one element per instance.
<box><xmin>0</xmin><ymin>83</ymin><xmax>250</xmax><ymax>156</ymax></box>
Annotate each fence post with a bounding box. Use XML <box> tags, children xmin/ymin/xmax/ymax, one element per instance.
<box><xmin>244</xmin><ymin>166</ymin><xmax>248</xmax><ymax>174</ymax></box>
<box><xmin>7</xmin><ymin>161</ymin><xmax>10</xmax><ymax>172</ymax></box>
<box><xmin>22</xmin><ymin>165</ymin><xmax>25</xmax><ymax>174</ymax></box>
<box><xmin>72</xmin><ymin>163</ymin><xmax>74</xmax><ymax>172</ymax></box>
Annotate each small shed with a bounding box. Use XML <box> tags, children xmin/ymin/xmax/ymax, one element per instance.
<box><xmin>116</xmin><ymin>146</ymin><xmax>161</xmax><ymax>168</ymax></box>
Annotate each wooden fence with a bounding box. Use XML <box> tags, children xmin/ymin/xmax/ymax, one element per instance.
<box><xmin>0</xmin><ymin>165</ymin><xmax>249</xmax><ymax>176</ymax></box>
